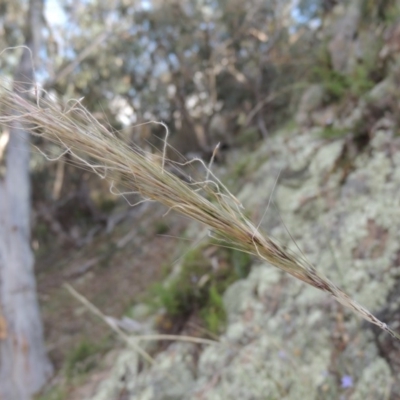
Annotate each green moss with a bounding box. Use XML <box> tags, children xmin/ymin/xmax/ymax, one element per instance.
<box><xmin>315</xmin><ymin>66</ymin><xmax>373</xmax><ymax>100</ymax></box>
<box><xmin>383</xmin><ymin>3</ymin><xmax>400</xmax><ymax>23</ymax></box>
<box><xmin>350</xmin><ymin>65</ymin><xmax>375</xmax><ymax>96</ymax></box>
<box><xmin>282</xmin><ymin>119</ymin><xmax>297</xmax><ymax>132</ymax></box>
<box><xmin>201</xmin><ymin>285</ymin><xmax>226</xmax><ymax>333</ymax></box>
<box><xmin>35</xmin><ymin>222</ymin><xmax>49</xmax><ymax>239</ymax></box>
<box><xmin>150</xmin><ymin>244</ymin><xmax>252</xmax><ymax>333</ymax></box>
<box><xmin>320</xmin><ymin>126</ymin><xmax>348</xmax><ymax>139</ymax></box>
<box><xmin>98</xmin><ymin>198</ymin><xmax>116</xmax><ymax>213</ymax></box>
<box><xmin>150</xmin><ymin>246</ymin><xmax>210</xmax><ymax>316</ymax></box>
<box><xmin>154</xmin><ymin>220</ymin><xmax>170</xmax><ymax>235</ymax></box>
<box><xmin>233</xmin><ymin>158</ymin><xmax>250</xmax><ymax>179</ymax></box>
<box><xmin>152</xmin><ymin>280</ymin><xmax>193</xmax><ymax>316</ymax></box>
<box><xmin>35</xmin><ymin>387</ymin><xmax>66</xmax><ymax>400</ymax></box>
<box><xmin>99</xmin><ymin>241</ymin><xmax>118</xmax><ymax>269</ymax></box>
<box><xmin>361</xmin><ymin>0</ymin><xmax>398</xmax><ymax>22</ymax></box>
<box><xmin>312</xmin><ymin>49</ymin><xmax>375</xmax><ymax>102</ymax></box>
<box><xmin>64</xmin><ymin>338</ymin><xmax>103</xmax><ymax>379</ymax></box>
<box><xmin>227</xmin><ymin>152</ymin><xmax>269</xmax><ymax>188</ymax></box>
<box><xmin>313</xmin><ymin>66</ymin><xmax>349</xmax><ymax>101</ymax></box>
<box><xmin>236</xmin><ymin>127</ymin><xmax>260</xmax><ymax>146</ymax></box>
<box><xmin>230</xmin><ymin>248</ymin><xmax>252</xmax><ymax>278</ymax></box>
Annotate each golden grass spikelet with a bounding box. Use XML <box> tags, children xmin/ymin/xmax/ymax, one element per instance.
<box><xmin>1</xmin><ymin>83</ymin><xmax>399</xmax><ymax>341</ymax></box>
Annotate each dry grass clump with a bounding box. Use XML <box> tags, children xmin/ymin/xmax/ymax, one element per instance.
<box><xmin>0</xmin><ymin>82</ymin><xmax>399</xmax><ymax>340</ymax></box>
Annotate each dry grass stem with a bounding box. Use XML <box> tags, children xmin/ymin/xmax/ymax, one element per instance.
<box><xmin>64</xmin><ymin>284</ymin><xmax>217</xmax><ymax>347</ymax></box>
<box><xmin>1</xmin><ymin>83</ymin><xmax>399</xmax><ymax>341</ymax></box>
<box><xmin>64</xmin><ymin>283</ymin><xmax>155</xmax><ymax>366</ymax></box>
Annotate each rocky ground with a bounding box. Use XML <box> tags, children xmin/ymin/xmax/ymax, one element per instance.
<box><xmin>37</xmin><ymin>3</ymin><xmax>400</xmax><ymax>399</ymax></box>
<box><xmin>74</xmin><ymin>96</ymin><xmax>400</xmax><ymax>399</ymax></box>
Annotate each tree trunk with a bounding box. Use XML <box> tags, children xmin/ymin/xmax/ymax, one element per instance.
<box><xmin>0</xmin><ymin>0</ymin><xmax>53</xmax><ymax>398</ymax></box>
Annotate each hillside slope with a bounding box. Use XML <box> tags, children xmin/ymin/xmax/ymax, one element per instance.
<box><xmin>36</xmin><ymin>2</ymin><xmax>400</xmax><ymax>399</ymax></box>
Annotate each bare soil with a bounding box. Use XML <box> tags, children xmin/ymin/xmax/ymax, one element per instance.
<box><xmin>36</xmin><ymin>201</ymin><xmax>190</xmax><ymax>391</ymax></box>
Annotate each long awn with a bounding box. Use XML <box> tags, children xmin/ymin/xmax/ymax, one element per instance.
<box><xmin>0</xmin><ymin>82</ymin><xmax>399</xmax><ymax>341</ymax></box>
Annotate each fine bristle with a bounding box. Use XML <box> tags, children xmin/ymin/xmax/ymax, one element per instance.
<box><xmin>1</xmin><ymin>82</ymin><xmax>399</xmax><ymax>341</ymax></box>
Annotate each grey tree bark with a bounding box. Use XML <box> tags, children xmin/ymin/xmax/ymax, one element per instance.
<box><xmin>0</xmin><ymin>0</ymin><xmax>53</xmax><ymax>398</ymax></box>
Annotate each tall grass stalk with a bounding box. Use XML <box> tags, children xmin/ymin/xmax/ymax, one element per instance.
<box><xmin>1</xmin><ymin>83</ymin><xmax>399</xmax><ymax>340</ymax></box>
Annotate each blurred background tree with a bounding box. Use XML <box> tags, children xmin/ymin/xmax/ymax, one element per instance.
<box><xmin>45</xmin><ymin>0</ymin><xmax>318</xmax><ymax>155</ymax></box>
<box><xmin>0</xmin><ymin>0</ymin><xmax>53</xmax><ymax>398</ymax></box>
<box><xmin>7</xmin><ymin>0</ymin><xmax>327</xmax><ymax>250</ymax></box>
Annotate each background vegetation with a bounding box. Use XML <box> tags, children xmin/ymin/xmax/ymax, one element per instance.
<box><xmin>1</xmin><ymin>0</ymin><xmax>400</xmax><ymax>399</ymax></box>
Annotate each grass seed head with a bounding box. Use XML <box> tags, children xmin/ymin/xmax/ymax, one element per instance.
<box><xmin>0</xmin><ymin>82</ymin><xmax>399</xmax><ymax>341</ymax></box>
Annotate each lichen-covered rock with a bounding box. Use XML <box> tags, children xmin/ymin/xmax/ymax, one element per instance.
<box><xmin>90</xmin><ymin>342</ymin><xmax>198</xmax><ymax>400</ymax></box>
<box><xmin>327</xmin><ymin>2</ymin><xmax>361</xmax><ymax>73</ymax></box>
<box><xmin>295</xmin><ymin>84</ymin><xmax>326</xmax><ymax>126</ymax></box>
<box><xmin>86</xmin><ymin>84</ymin><xmax>400</xmax><ymax>400</ymax></box>
<box><xmin>84</xmin><ymin>66</ymin><xmax>400</xmax><ymax>400</ymax></box>
<box><xmin>366</xmin><ymin>78</ymin><xmax>396</xmax><ymax>111</ymax></box>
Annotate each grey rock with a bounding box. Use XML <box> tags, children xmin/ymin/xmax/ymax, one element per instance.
<box><xmin>86</xmin><ymin>65</ymin><xmax>400</xmax><ymax>400</ymax></box>
<box><xmin>88</xmin><ymin>119</ymin><xmax>400</xmax><ymax>399</ymax></box>
<box><xmin>328</xmin><ymin>2</ymin><xmax>361</xmax><ymax>73</ymax></box>
<box><xmin>297</xmin><ymin>84</ymin><xmax>325</xmax><ymax>113</ymax></box>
